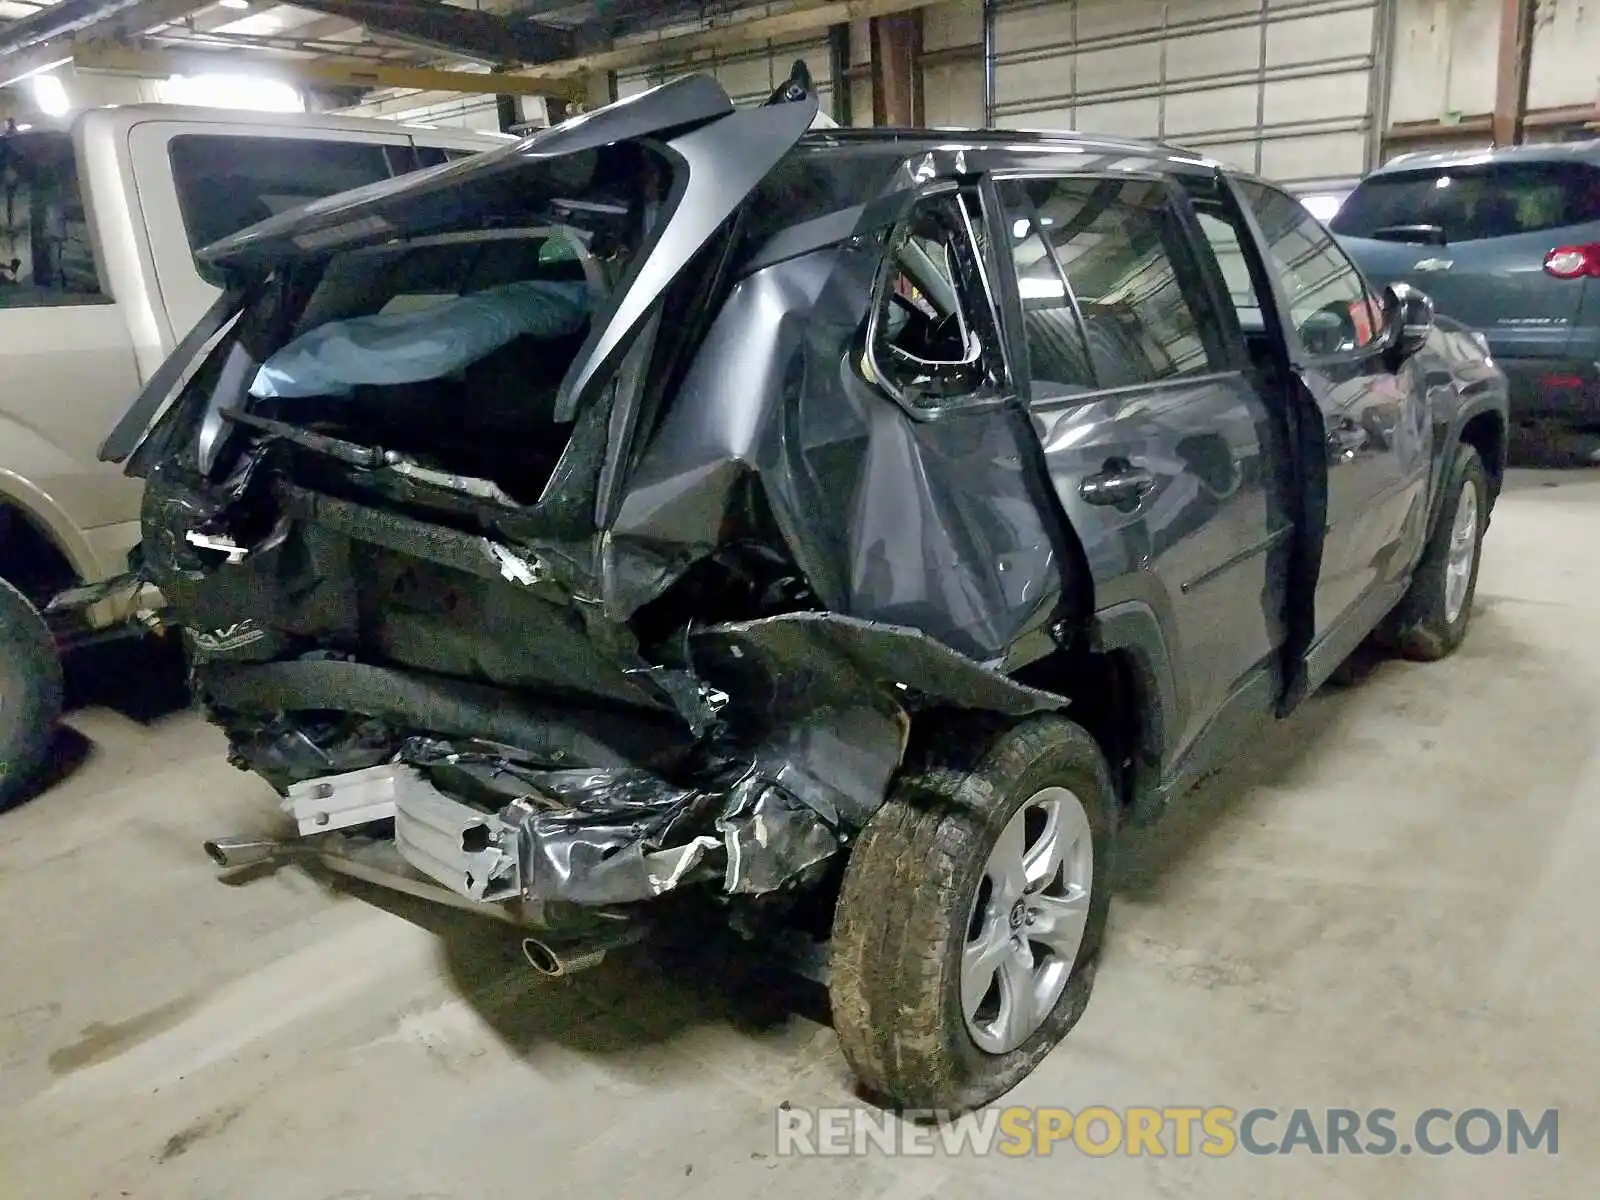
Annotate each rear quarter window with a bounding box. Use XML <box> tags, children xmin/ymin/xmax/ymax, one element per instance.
<box><xmin>1332</xmin><ymin>160</ymin><xmax>1600</xmax><ymax>242</ymax></box>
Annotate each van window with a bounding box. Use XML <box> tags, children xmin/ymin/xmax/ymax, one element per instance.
<box><xmin>168</xmin><ymin>135</ymin><xmax>408</xmax><ymax>259</ymax></box>
<box><xmin>0</xmin><ymin>130</ymin><xmax>106</xmax><ymax>307</ymax></box>
<box><xmin>1332</xmin><ymin>161</ymin><xmax>1600</xmax><ymax>242</ymax></box>
<box><xmin>415</xmin><ymin>146</ymin><xmax>484</xmax><ymax>168</ymax></box>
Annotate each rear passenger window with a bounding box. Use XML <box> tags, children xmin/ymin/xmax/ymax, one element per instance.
<box><xmin>1332</xmin><ymin>161</ymin><xmax>1600</xmax><ymax>243</ymax></box>
<box><xmin>0</xmin><ymin>131</ymin><xmax>106</xmax><ymax>307</ymax></box>
<box><xmin>997</xmin><ymin>176</ymin><xmax>1220</xmax><ymax>401</ymax></box>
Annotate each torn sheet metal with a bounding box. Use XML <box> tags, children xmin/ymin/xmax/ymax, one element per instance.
<box><xmin>507</xmin><ymin>767</ymin><xmax>723</xmax><ymax>906</ymax></box>
<box><xmin>625</xmin><ymin>665</ymin><xmax>729</xmax><ymax>740</ymax></box>
<box><xmin>717</xmin><ymin>782</ymin><xmax>841</xmax><ymax>895</ymax></box>
<box><xmin>691</xmin><ymin>611</ymin><xmax>1068</xmax><ymax>718</ymax></box>
<box><xmin>185</xmin><ymin>529</ymin><xmax>251</xmax><ymax>564</ymax></box>
<box><xmin>204</xmin><ymin>611</ymin><xmax>1062</xmax><ymax>909</ymax></box>
<box><xmin>384</xmin><ymin>457</ymin><xmax>518</xmax><ymax>507</ymax></box>
<box><xmin>205</xmin><ymin>659</ymin><xmax>689</xmax><ymax>770</ymax></box>
<box><xmin>391</xmin><ymin>769</ymin><xmax>520</xmax><ymax>901</ymax></box>
<box><xmin>413</xmin><ymin>687</ymin><xmax>907</xmax><ymax>906</ymax></box>
<box><xmin>743</xmin><ymin>700</ymin><xmax>908</xmax><ymax>827</ymax></box>
<box><xmin>487</xmin><ymin>541</ymin><xmax>542</xmax><ymax>586</ymax></box>
<box><xmin>503</xmin><ymin>763</ymin><xmax>847</xmax><ymax>906</ymax></box>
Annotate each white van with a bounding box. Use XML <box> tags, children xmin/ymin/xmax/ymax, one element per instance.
<box><xmin>0</xmin><ymin>105</ymin><xmax>507</xmax><ymax>805</ymax></box>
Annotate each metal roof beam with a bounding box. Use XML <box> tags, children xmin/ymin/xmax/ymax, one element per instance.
<box><xmin>73</xmin><ymin>37</ymin><xmax>583</xmax><ymax>98</ymax></box>
<box><xmin>0</xmin><ymin>0</ymin><xmax>165</xmax><ymax>55</ymax></box>
<box><xmin>0</xmin><ymin>0</ymin><xmax>204</xmax><ymax>86</ymax></box>
<box><xmin>513</xmin><ymin>0</ymin><xmax>953</xmax><ymax>80</ymax></box>
<box><xmin>282</xmin><ymin>0</ymin><xmax>575</xmax><ymax>65</ymax></box>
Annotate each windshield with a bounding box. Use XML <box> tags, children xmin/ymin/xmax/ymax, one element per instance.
<box><xmin>1332</xmin><ymin>160</ymin><xmax>1600</xmax><ymax>242</ymax></box>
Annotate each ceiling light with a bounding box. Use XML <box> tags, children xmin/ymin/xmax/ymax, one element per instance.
<box><xmin>30</xmin><ymin>74</ymin><xmax>70</xmax><ymax>116</ymax></box>
<box><xmin>218</xmin><ymin>0</ymin><xmax>250</xmax><ymax>9</ymax></box>
<box><xmin>1298</xmin><ymin>193</ymin><xmax>1347</xmax><ymax>223</ymax></box>
<box><xmin>1018</xmin><ymin>276</ymin><xmax>1066</xmax><ymax>300</ymax></box>
<box><xmin>159</xmin><ymin>73</ymin><xmax>304</xmax><ymax>113</ymax></box>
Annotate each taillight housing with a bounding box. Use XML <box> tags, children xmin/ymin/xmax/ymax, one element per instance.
<box><xmin>1544</xmin><ymin>244</ymin><xmax>1600</xmax><ymax>279</ymax></box>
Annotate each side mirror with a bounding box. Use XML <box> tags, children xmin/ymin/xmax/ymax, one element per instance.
<box><xmin>1385</xmin><ymin>282</ymin><xmax>1433</xmax><ymax>359</ymax></box>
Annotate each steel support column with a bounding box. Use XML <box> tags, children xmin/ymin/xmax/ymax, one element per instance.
<box><xmin>829</xmin><ymin>22</ymin><xmax>852</xmax><ymax>124</ymax></box>
<box><xmin>1365</xmin><ymin>0</ymin><xmax>1398</xmax><ymax>168</ymax></box>
<box><xmin>869</xmin><ymin>10</ymin><xmax>920</xmax><ymax>126</ymax></box>
<box><xmin>1491</xmin><ymin>0</ymin><xmax>1536</xmax><ymax>146</ymax></box>
<box><xmin>981</xmin><ymin>0</ymin><xmax>996</xmax><ymax>127</ymax></box>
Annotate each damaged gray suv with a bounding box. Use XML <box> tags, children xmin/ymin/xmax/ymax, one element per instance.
<box><xmin>101</xmin><ymin>67</ymin><xmax>1508</xmax><ymax>1112</ymax></box>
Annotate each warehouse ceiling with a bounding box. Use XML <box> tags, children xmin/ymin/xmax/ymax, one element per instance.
<box><xmin>0</xmin><ymin>0</ymin><xmax>785</xmax><ymax>98</ymax></box>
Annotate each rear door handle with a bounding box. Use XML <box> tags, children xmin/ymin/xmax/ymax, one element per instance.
<box><xmin>1080</xmin><ymin>459</ymin><xmax>1155</xmax><ymax>508</ymax></box>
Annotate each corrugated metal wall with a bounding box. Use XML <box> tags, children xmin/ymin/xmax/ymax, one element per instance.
<box><xmin>1527</xmin><ymin>0</ymin><xmax>1600</xmax><ymax>113</ymax></box>
<box><xmin>921</xmin><ymin>1</ymin><xmax>985</xmax><ymax>127</ymax></box>
<box><xmin>344</xmin><ymin>0</ymin><xmax>1589</xmax><ymax>180</ymax></box>
<box><xmin>986</xmin><ymin>0</ymin><xmax>1385</xmax><ymax>189</ymax></box>
<box><xmin>1388</xmin><ymin>0</ymin><xmax>1599</xmax><ymax>156</ymax></box>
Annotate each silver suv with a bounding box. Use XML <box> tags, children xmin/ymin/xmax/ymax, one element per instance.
<box><xmin>1333</xmin><ymin>140</ymin><xmax>1600</xmax><ymax>430</ymax></box>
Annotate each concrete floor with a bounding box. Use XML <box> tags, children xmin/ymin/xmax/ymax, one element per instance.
<box><xmin>2</xmin><ymin>468</ymin><xmax>1595</xmax><ymax>1200</ymax></box>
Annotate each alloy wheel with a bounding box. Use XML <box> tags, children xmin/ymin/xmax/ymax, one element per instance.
<box><xmin>961</xmin><ymin>786</ymin><xmax>1094</xmax><ymax>1055</ymax></box>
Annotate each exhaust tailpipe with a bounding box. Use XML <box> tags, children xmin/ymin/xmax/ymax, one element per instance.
<box><xmin>521</xmin><ymin>927</ymin><xmax>643</xmax><ymax>978</ymax></box>
<box><xmin>203</xmin><ymin>836</ymin><xmax>285</xmax><ymax>868</ymax></box>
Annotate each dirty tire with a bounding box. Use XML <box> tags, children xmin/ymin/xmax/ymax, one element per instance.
<box><xmin>0</xmin><ymin>576</ymin><xmax>62</xmax><ymax>811</ymax></box>
<box><xmin>828</xmin><ymin>714</ymin><xmax>1115</xmax><ymax>1113</ymax></box>
<box><xmin>1386</xmin><ymin>442</ymin><xmax>1487</xmax><ymax>662</ymax></box>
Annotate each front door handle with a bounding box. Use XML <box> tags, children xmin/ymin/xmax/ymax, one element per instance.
<box><xmin>1080</xmin><ymin>459</ymin><xmax>1155</xmax><ymax>508</ymax></box>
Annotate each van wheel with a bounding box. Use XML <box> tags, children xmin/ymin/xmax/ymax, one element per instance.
<box><xmin>1386</xmin><ymin>442</ymin><xmax>1487</xmax><ymax>662</ymax></box>
<box><xmin>828</xmin><ymin>714</ymin><xmax>1114</xmax><ymax>1113</ymax></box>
<box><xmin>0</xmin><ymin>576</ymin><xmax>63</xmax><ymax>811</ymax></box>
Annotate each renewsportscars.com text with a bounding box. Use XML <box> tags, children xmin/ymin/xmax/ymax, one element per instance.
<box><xmin>774</xmin><ymin>1105</ymin><xmax>1560</xmax><ymax>1158</ymax></box>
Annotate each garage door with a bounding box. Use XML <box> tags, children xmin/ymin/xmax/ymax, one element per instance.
<box><xmin>991</xmin><ymin>0</ymin><xmax>1385</xmax><ymax>189</ymax></box>
<box><xmin>616</xmin><ymin>35</ymin><xmax>835</xmax><ymax>111</ymax></box>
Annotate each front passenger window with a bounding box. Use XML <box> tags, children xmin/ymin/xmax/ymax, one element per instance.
<box><xmin>1237</xmin><ymin>180</ymin><xmax>1380</xmax><ymax>357</ymax></box>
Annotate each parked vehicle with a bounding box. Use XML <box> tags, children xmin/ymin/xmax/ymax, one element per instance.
<box><xmin>1332</xmin><ymin>140</ymin><xmax>1600</xmax><ymax>431</ymax></box>
<box><xmin>0</xmin><ymin>106</ymin><xmax>505</xmax><ymax>807</ymax></box>
<box><xmin>104</xmin><ymin>68</ymin><xmax>1508</xmax><ymax>1112</ymax></box>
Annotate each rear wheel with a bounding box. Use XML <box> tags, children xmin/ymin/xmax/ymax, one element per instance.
<box><xmin>828</xmin><ymin>715</ymin><xmax>1114</xmax><ymax>1112</ymax></box>
<box><xmin>0</xmin><ymin>576</ymin><xmax>63</xmax><ymax>811</ymax></box>
<box><xmin>1386</xmin><ymin>442</ymin><xmax>1487</xmax><ymax>661</ymax></box>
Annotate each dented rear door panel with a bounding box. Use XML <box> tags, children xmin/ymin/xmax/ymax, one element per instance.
<box><xmin>988</xmin><ymin>170</ymin><xmax>1294</xmax><ymax>767</ymax></box>
<box><xmin>1029</xmin><ymin>378</ymin><xmax>1291</xmax><ymax>761</ymax></box>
